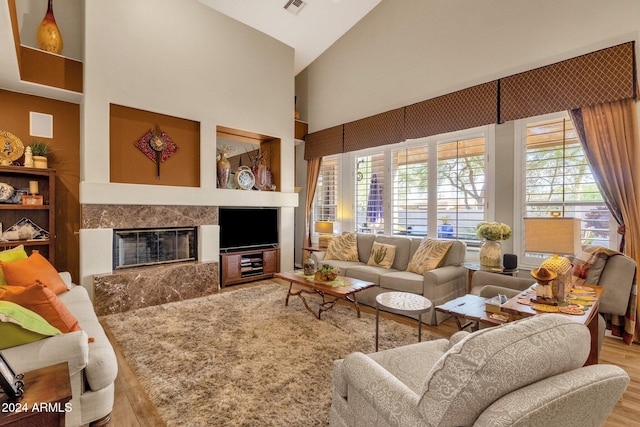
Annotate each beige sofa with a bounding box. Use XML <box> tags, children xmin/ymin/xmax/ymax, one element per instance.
<box><xmin>311</xmin><ymin>233</ymin><xmax>467</xmax><ymax>325</ymax></box>
<box><xmin>2</xmin><ymin>272</ymin><xmax>117</xmax><ymax>427</ymax></box>
<box><xmin>330</xmin><ymin>314</ymin><xmax>629</xmax><ymax>426</ymax></box>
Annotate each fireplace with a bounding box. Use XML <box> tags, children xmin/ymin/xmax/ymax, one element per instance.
<box><xmin>113</xmin><ymin>227</ymin><xmax>197</xmax><ymax>270</ymax></box>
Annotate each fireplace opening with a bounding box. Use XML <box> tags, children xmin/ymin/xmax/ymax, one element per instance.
<box><xmin>113</xmin><ymin>227</ymin><xmax>197</xmax><ymax>270</ymax></box>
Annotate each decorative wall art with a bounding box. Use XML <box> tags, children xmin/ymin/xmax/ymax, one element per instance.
<box><xmin>134</xmin><ymin>126</ymin><xmax>179</xmax><ymax>178</ymax></box>
<box><xmin>0</xmin><ymin>130</ymin><xmax>25</xmax><ymax>165</ymax></box>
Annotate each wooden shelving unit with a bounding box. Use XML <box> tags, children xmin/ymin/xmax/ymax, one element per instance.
<box><xmin>220</xmin><ymin>247</ymin><xmax>280</xmax><ymax>288</ymax></box>
<box><xmin>0</xmin><ymin>166</ymin><xmax>56</xmax><ymax>264</ymax></box>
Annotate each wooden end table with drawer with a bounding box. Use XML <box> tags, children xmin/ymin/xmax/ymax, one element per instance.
<box><xmin>0</xmin><ymin>362</ymin><xmax>71</xmax><ymax>427</ymax></box>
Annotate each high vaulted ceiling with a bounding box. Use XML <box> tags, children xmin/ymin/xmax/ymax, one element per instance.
<box><xmin>198</xmin><ymin>0</ymin><xmax>381</xmax><ymax>74</ymax></box>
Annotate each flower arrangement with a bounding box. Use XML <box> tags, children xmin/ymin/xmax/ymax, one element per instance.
<box><xmin>476</xmin><ymin>222</ymin><xmax>512</xmax><ymax>241</ymax></box>
<box><xmin>314</xmin><ymin>264</ymin><xmax>340</xmax><ymax>282</ymax></box>
<box><xmin>216</xmin><ymin>145</ymin><xmax>234</xmax><ymax>157</ymax></box>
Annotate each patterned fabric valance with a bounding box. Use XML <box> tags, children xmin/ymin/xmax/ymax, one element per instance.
<box><xmin>304</xmin><ymin>124</ymin><xmax>343</xmax><ymax>160</ymax></box>
<box><xmin>343</xmin><ymin>108</ymin><xmax>405</xmax><ymax>152</ymax></box>
<box><xmin>500</xmin><ymin>42</ymin><xmax>636</xmax><ymax>122</ymax></box>
<box><xmin>303</xmin><ymin>41</ymin><xmax>636</xmax><ymax>159</ymax></box>
<box><xmin>405</xmin><ymin>81</ymin><xmax>498</xmax><ymax>140</ymax></box>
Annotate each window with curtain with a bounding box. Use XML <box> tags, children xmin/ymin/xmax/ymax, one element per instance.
<box><xmin>520</xmin><ymin>112</ymin><xmax>612</xmax><ymax>252</ymax></box>
<box><xmin>390</xmin><ymin>132</ymin><xmax>487</xmax><ymax>245</ymax></box>
<box><xmin>313</xmin><ymin>156</ymin><xmax>339</xmax><ymax>224</ymax></box>
<box><xmin>354</xmin><ymin>153</ymin><xmax>385</xmax><ymax>234</ymax></box>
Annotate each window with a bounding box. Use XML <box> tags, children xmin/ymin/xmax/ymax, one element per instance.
<box><xmin>391</xmin><ymin>146</ymin><xmax>428</xmax><ymax>236</ymax></box>
<box><xmin>390</xmin><ymin>128</ymin><xmax>489</xmax><ymax>246</ymax></box>
<box><xmin>436</xmin><ymin>137</ymin><xmax>485</xmax><ymax>245</ymax></box>
<box><xmin>354</xmin><ymin>153</ymin><xmax>385</xmax><ymax>234</ymax></box>
<box><xmin>518</xmin><ymin>112</ymin><xmax>612</xmax><ymax>260</ymax></box>
<box><xmin>313</xmin><ymin>156</ymin><xmax>339</xmax><ymax>224</ymax></box>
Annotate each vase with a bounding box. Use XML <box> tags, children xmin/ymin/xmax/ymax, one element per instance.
<box><xmin>479</xmin><ymin>240</ymin><xmax>502</xmax><ymax>269</ymax></box>
<box><xmin>216</xmin><ymin>153</ymin><xmax>231</xmax><ymax>188</ymax></box>
<box><xmin>36</xmin><ymin>0</ymin><xmax>63</xmax><ymax>54</ymax></box>
<box><xmin>33</xmin><ymin>155</ymin><xmax>48</xmax><ymax>169</ymax></box>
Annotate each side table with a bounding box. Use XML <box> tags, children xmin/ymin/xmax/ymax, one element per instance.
<box><xmin>375</xmin><ymin>292</ymin><xmax>432</xmax><ymax>351</ymax></box>
<box><xmin>0</xmin><ymin>362</ymin><xmax>71</xmax><ymax>427</ymax></box>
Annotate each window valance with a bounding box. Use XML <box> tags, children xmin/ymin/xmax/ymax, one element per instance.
<box><xmin>343</xmin><ymin>108</ymin><xmax>405</xmax><ymax>152</ymax></box>
<box><xmin>405</xmin><ymin>81</ymin><xmax>498</xmax><ymax>140</ymax></box>
<box><xmin>304</xmin><ymin>41</ymin><xmax>636</xmax><ymax>159</ymax></box>
<box><xmin>303</xmin><ymin>124</ymin><xmax>343</xmax><ymax>160</ymax></box>
<box><xmin>500</xmin><ymin>42</ymin><xmax>637</xmax><ymax>122</ymax></box>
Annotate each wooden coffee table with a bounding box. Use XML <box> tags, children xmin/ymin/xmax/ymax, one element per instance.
<box><xmin>275</xmin><ymin>271</ymin><xmax>375</xmax><ymax>319</ymax></box>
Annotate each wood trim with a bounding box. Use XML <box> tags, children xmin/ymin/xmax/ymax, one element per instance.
<box><xmin>20</xmin><ymin>46</ymin><xmax>83</xmax><ymax>93</ymax></box>
<box><xmin>7</xmin><ymin>0</ymin><xmax>21</xmax><ymax>71</ymax></box>
<box><xmin>217</xmin><ymin>126</ymin><xmax>278</xmax><ymax>143</ymax></box>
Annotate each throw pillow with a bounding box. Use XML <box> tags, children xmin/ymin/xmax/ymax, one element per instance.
<box><xmin>367</xmin><ymin>242</ymin><xmax>397</xmax><ymax>269</ymax></box>
<box><xmin>0</xmin><ymin>245</ymin><xmax>28</xmax><ymax>286</ymax></box>
<box><xmin>0</xmin><ymin>300</ymin><xmax>61</xmax><ymax>350</ymax></box>
<box><xmin>0</xmin><ymin>251</ymin><xmax>68</xmax><ymax>295</ymax></box>
<box><xmin>325</xmin><ymin>233</ymin><xmax>359</xmax><ymax>261</ymax></box>
<box><xmin>407</xmin><ymin>239</ymin><xmax>453</xmax><ymax>275</ymax></box>
<box><xmin>0</xmin><ymin>284</ymin><xmax>80</xmax><ymax>333</ymax></box>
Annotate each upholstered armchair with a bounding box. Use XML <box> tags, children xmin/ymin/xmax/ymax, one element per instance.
<box><xmin>330</xmin><ymin>314</ymin><xmax>628</xmax><ymax>427</ymax></box>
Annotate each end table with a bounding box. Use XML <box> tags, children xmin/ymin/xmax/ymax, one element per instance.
<box><xmin>375</xmin><ymin>292</ymin><xmax>432</xmax><ymax>351</ymax></box>
<box><xmin>0</xmin><ymin>362</ymin><xmax>71</xmax><ymax>427</ymax></box>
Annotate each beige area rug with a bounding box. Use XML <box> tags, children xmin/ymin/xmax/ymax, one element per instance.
<box><xmin>102</xmin><ymin>281</ymin><xmax>443</xmax><ymax>426</ymax></box>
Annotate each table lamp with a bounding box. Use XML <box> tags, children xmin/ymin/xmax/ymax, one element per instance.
<box><xmin>315</xmin><ymin>221</ymin><xmax>334</xmax><ymax>249</ymax></box>
<box><xmin>524</xmin><ymin>217</ymin><xmax>581</xmax><ymax>303</ymax></box>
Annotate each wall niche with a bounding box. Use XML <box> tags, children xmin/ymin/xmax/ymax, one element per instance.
<box><xmin>216</xmin><ymin>125</ymin><xmax>281</xmax><ymax>191</ymax></box>
<box><xmin>109</xmin><ymin>104</ymin><xmax>201</xmax><ymax>187</ymax></box>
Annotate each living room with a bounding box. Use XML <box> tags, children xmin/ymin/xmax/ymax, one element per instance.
<box><xmin>0</xmin><ymin>0</ymin><xmax>639</xmax><ymax>426</ymax></box>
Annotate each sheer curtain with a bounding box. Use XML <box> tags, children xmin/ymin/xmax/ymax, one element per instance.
<box><xmin>570</xmin><ymin>98</ymin><xmax>640</xmax><ymax>343</ymax></box>
<box><xmin>304</xmin><ymin>158</ymin><xmax>322</xmax><ymax>251</ymax></box>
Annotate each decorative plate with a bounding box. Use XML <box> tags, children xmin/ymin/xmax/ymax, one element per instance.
<box><xmin>0</xmin><ymin>130</ymin><xmax>25</xmax><ymax>162</ymax></box>
<box><xmin>234</xmin><ymin>166</ymin><xmax>255</xmax><ymax>190</ymax></box>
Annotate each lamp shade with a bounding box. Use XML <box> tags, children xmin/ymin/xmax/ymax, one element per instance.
<box><xmin>314</xmin><ymin>221</ymin><xmax>334</xmax><ymax>235</ymax></box>
<box><xmin>524</xmin><ymin>217</ymin><xmax>582</xmax><ymax>255</ymax></box>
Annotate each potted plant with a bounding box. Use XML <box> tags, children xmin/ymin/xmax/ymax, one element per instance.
<box><xmin>29</xmin><ymin>140</ymin><xmax>51</xmax><ymax>169</ymax></box>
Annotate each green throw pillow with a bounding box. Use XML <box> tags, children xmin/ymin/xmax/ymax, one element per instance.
<box><xmin>0</xmin><ymin>300</ymin><xmax>61</xmax><ymax>350</ymax></box>
<box><xmin>0</xmin><ymin>245</ymin><xmax>28</xmax><ymax>286</ymax></box>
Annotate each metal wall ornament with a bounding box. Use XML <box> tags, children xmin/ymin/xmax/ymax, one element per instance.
<box><xmin>134</xmin><ymin>126</ymin><xmax>179</xmax><ymax>178</ymax></box>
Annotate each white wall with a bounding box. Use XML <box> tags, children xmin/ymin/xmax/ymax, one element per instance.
<box><xmin>299</xmin><ymin>0</ymin><xmax>640</xmax><ymax>131</ymax></box>
<box><xmin>80</xmin><ymin>0</ymin><xmax>298</xmax><ymax>288</ymax></box>
<box><xmin>295</xmin><ymin>0</ymin><xmax>640</xmax><ymax>267</ymax></box>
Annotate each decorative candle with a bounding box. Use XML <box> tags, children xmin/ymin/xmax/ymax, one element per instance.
<box><xmin>29</xmin><ymin>180</ymin><xmax>39</xmax><ymax>195</ymax></box>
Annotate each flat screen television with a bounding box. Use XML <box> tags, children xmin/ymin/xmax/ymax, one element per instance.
<box><xmin>219</xmin><ymin>207</ymin><xmax>279</xmax><ymax>251</ymax></box>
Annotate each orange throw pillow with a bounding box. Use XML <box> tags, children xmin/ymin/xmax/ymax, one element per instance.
<box><xmin>0</xmin><ymin>284</ymin><xmax>80</xmax><ymax>333</ymax></box>
<box><xmin>0</xmin><ymin>251</ymin><xmax>68</xmax><ymax>295</ymax></box>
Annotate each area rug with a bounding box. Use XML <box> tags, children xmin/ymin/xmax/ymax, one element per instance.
<box><xmin>102</xmin><ymin>281</ymin><xmax>443</xmax><ymax>426</ymax></box>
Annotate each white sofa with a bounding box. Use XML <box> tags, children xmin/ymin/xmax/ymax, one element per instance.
<box><xmin>2</xmin><ymin>272</ymin><xmax>118</xmax><ymax>427</ymax></box>
<box><xmin>311</xmin><ymin>233</ymin><xmax>467</xmax><ymax>325</ymax></box>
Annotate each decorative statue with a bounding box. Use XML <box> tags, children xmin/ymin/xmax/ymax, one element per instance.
<box><xmin>24</xmin><ymin>146</ymin><xmax>34</xmax><ymax>167</ymax></box>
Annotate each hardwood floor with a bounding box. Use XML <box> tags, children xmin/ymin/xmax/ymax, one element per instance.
<box><xmin>101</xmin><ymin>280</ymin><xmax>640</xmax><ymax>426</ymax></box>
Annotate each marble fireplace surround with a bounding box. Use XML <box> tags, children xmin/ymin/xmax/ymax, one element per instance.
<box><xmin>83</xmin><ymin>204</ymin><xmax>219</xmax><ymax>316</ymax></box>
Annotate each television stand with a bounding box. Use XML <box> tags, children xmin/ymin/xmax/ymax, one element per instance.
<box><xmin>220</xmin><ymin>247</ymin><xmax>280</xmax><ymax>288</ymax></box>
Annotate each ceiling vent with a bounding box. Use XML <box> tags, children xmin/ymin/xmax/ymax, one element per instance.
<box><xmin>284</xmin><ymin>0</ymin><xmax>307</xmax><ymax>15</ymax></box>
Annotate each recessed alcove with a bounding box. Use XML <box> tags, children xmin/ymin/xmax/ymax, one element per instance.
<box><xmin>216</xmin><ymin>125</ymin><xmax>281</xmax><ymax>191</ymax></box>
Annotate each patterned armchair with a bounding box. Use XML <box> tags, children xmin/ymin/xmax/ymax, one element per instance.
<box><xmin>330</xmin><ymin>314</ymin><xmax>628</xmax><ymax>427</ymax></box>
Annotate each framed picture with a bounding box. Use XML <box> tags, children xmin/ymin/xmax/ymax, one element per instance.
<box><xmin>22</xmin><ymin>195</ymin><xmax>43</xmax><ymax>206</ymax></box>
<box><xmin>0</xmin><ymin>352</ymin><xmax>24</xmax><ymax>398</ymax></box>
